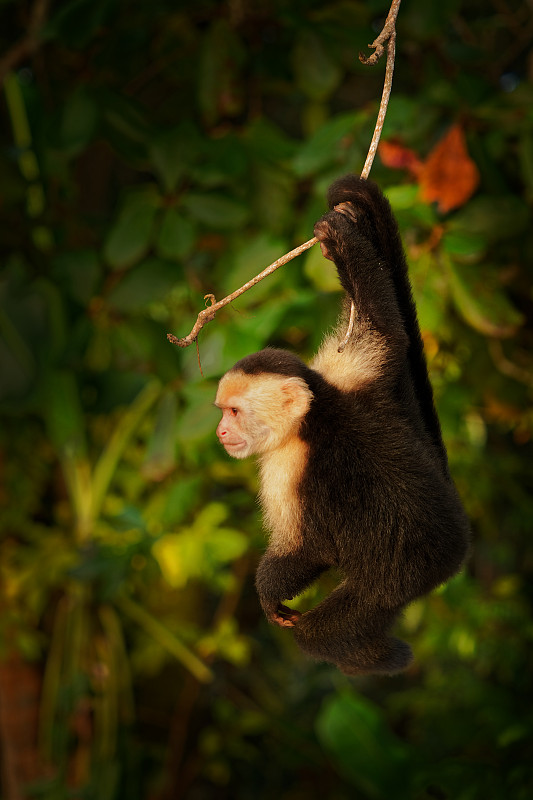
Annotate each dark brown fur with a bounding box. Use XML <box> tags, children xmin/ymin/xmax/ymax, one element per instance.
<box><xmin>222</xmin><ymin>176</ymin><xmax>470</xmax><ymax>675</ymax></box>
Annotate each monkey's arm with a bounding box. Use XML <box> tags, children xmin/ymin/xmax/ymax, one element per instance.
<box><xmin>313</xmin><ymin>177</ymin><xmax>413</xmax><ymax>384</ymax></box>
<box><xmin>314</xmin><ymin>209</ymin><xmax>408</xmax><ymax>365</ymax></box>
<box><xmin>255</xmin><ymin>551</ymin><xmax>327</xmax><ymax>627</ymax></box>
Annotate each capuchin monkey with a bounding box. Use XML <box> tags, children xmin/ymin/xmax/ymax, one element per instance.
<box><xmin>215</xmin><ymin>176</ymin><xmax>470</xmax><ymax>676</ymax></box>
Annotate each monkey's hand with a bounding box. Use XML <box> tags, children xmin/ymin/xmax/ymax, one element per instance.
<box><xmin>263</xmin><ymin>601</ymin><xmax>302</xmax><ymax>628</ymax></box>
<box><xmin>314</xmin><ymin>202</ymin><xmax>361</xmax><ymax>263</ymax></box>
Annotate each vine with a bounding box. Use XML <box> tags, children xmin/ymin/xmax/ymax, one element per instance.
<box><xmin>168</xmin><ymin>0</ymin><xmax>402</xmax><ymax>350</ymax></box>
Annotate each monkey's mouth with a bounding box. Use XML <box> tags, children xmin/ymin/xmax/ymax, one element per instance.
<box><xmin>220</xmin><ymin>439</ymin><xmax>246</xmax><ymax>451</ymax></box>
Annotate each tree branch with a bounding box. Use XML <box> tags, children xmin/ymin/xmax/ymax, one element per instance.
<box><xmin>167</xmin><ymin>237</ymin><xmax>317</xmax><ymax>348</ymax></box>
<box><xmin>168</xmin><ymin>0</ymin><xmax>402</xmax><ymax>349</ymax></box>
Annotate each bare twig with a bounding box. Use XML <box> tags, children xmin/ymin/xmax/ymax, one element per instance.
<box><xmin>359</xmin><ymin>2</ymin><xmax>401</xmax><ymax>179</ymax></box>
<box><xmin>167</xmin><ymin>238</ymin><xmax>317</xmax><ymax>348</ymax></box>
<box><xmin>168</xmin><ymin>0</ymin><xmax>401</xmax><ymax>348</ymax></box>
<box><xmin>358</xmin><ymin>0</ymin><xmax>402</xmax><ymax>68</ymax></box>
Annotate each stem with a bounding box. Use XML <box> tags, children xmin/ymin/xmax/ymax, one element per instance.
<box><xmin>117</xmin><ymin>596</ymin><xmax>214</xmax><ymax>684</ymax></box>
<box><xmin>360</xmin><ymin>29</ymin><xmax>397</xmax><ymax>179</ymax></box>
<box><xmin>91</xmin><ymin>380</ymin><xmax>161</xmax><ymax>518</ymax></box>
<box><xmin>167</xmin><ymin>237</ymin><xmax>317</xmax><ymax>348</ymax></box>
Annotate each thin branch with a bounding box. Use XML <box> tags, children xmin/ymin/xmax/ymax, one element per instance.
<box><xmin>358</xmin><ymin>0</ymin><xmax>402</xmax><ymax>68</ymax></box>
<box><xmin>359</xmin><ymin>18</ymin><xmax>400</xmax><ymax>178</ymax></box>
<box><xmin>168</xmin><ymin>0</ymin><xmax>402</xmax><ymax>348</ymax></box>
<box><xmin>338</xmin><ymin>0</ymin><xmax>400</xmax><ymax>351</ymax></box>
<box><xmin>167</xmin><ymin>237</ymin><xmax>317</xmax><ymax>348</ymax></box>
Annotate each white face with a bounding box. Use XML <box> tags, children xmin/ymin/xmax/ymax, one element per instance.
<box><xmin>214</xmin><ymin>370</ymin><xmax>313</xmax><ymax>459</ymax></box>
<box><xmin>215</xmin><ymin>405</ymin><xmax>265</xmax><ymax>459</ymax></box>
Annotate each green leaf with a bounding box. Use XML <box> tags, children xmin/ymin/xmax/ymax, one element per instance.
<box><xmin>384</xmin><ymin>184</ymin><xmax>419</xmax><ymax>211</ymax></box>
<box><xmin>442</xmin><ymin>230</ymin><xmax>486</xmax><ymax>261</ymax></box>
<box><xmin>177</xmin><ymin>381</ymin><xmax>220</xmax><ymax>442</ymax></box>
<box><xmin>53</xmin><ymin>249</ymin><xmax>101</xmax><ymax>305</ymax></box>
<box><xmin>232</xmin><ymin>296</ymin><xmax>297</xmax><ymax>344</ymax></box>
<box><xmin>101</xmin><ymin>90</ymin><xmax>152</xmax><ymax>145</ymax></box>
<box><xmin>191</xmin><ymin>135</ymin><xmax>248</xmax><ymax>186</ymax></box>
<box><xmin>155</xmin><ymin>209</ymin><xmax>196</xmax><ymax>261</ymax></box>
<box><xmin>42</xmin><ymin>371</ymin><xmax>87</xmax><ymax>457</ymax></box>
<box><xmin>182</xmin><ymin>193</ymin><xmax>249</xmax><ymax>230</ymax></box>
<box><xmin>177</xmin><ymin>400</ymin><xmax>220</xmax><ymax>443</ymax></box>
<box><xmin>141</xmin><ymin>390</ymin><xmax>177</xmax><ymax>482</ymax></box>
<box><xmin>292</xmin><ymin>31</ymin><xmax>342</xmax><ymax>101</ymax></box>
<box><xmin>317</xmin><ymin>690</ymin><xmax>412</xmax><ymax>799</ymax></box>
<box><xmin>252</xmin><ymin>166</ymin><xmax>296</xmax><ymax>234</ymax></box>
<box><xmin>106</xmin><ymin>257</ymin><xmax>178</xmax><ymax>312</ymax></box>
<box><xmin>198</xmin><ymin>20</ymin><xmax>245</xmax><ymax>125</ymax></box>
<box><xmin>221</xmin><ymin>233</ymin><xmax>287</xmax><ymax>298</ymax></box>
<box><xmin>45</xmin><ymin>0</ymin><xmax>115</xmax><ymax>49</ymax></box>
<box><xmin>158</xmin><ymin>478</ymin><xmax>203</xmax><ymax>528</ymax></box>
<box><xmin>243</xmin><ymin>119</ymin><xmax>297</xmax><ymax>163</ymax></box>
<box><xmin>152</xmin><ymin>503</ymin><xmax>248</xmax><ymax>588</ymax></box>
<box><xmin>292</xmin><ymin>112</ymin><xmax>364</xmax><ymax>177</ymax></box>
<box><xmin>59</xmin><ymin>89</ymin><xmax>99</xmax><ymax>157</ymax></box>
<box><xmin>410</xmin><ymin>254</ymin><xmax>447</xmax><ymax>334</ymax></box>
<box><xmin>149</xmin><ymin>124</ymin><xmax>200</xmax><ymax>193</ymax></box>
<box><xmin>448</xmin><ymin>195</ymin><xmax>529</xmax><ymax>242</ymax></box>
<box><xmin>447</xmin><ymin>259</ymin><xmax>524</xmax><ymax>338</ymax></box>
<box><xmin>103</xmin><ymin>189</ymin><xmax>160</xmax><ymax>270</ymax></box>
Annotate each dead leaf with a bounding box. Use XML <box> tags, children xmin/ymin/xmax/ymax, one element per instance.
<box><xmin>378</xmin><ymin>139</ymin><xmax>423</xmax><ymax>176</ymax></box>
<box><xmin>418</xmin><ymin>125</ymin><xmax>480</xmax><ymax>214</ymax></box>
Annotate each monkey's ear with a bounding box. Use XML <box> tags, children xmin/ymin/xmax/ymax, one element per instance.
<box><xmin>280</xmin><ymin>377</ymin><xmax>313</xmax><ymax>419</ymax></box>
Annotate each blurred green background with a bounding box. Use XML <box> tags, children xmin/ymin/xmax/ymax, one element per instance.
<box><xmin>1</xmin><ymin>1</ymin><xmax>532</xmax><ymax>798</ymax></box>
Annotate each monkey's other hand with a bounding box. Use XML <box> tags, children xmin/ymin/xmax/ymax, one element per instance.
<box><xmin>265</xmin><ymin>602</ymin><xmax>302</xmax><ymax>628</ymax></box>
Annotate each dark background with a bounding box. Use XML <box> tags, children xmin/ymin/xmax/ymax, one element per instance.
<box><xmin>1</xmin><ymin>1</ymin><xmax>532</xmax><ymax>798</ymax></box>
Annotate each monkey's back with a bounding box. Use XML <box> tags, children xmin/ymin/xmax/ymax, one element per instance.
<box><xmin>298</xmin><ymin>382</ymin><xmax>470</xmax><ymax>606</ymax></box>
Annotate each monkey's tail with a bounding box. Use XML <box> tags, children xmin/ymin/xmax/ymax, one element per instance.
<box><xmin>326</xmin><ymin>175</ymin><xmax>449</xmax><ymax>477</ymax></box>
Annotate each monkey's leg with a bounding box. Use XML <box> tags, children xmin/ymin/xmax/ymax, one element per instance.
<box><xmin>255</xmin><ymin>551</ymin><xmax>327</xmax><ymax>628</ymax></box>
<box><xmin>292</xmin><ymin>583</ymin><xmax>413</xmax><ymax>675</ymax></box>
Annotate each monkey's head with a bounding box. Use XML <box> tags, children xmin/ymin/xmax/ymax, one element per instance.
<box><xmin>215</xmin><ymin>367</ymin><xmax>313</xmax><ymax>459</ymax></box>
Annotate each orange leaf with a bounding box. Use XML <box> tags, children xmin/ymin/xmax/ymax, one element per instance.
<box><xmin>418</xmin><ymin>124</ymin><xmax>479</xmax><ymax>214</ymax></box>
<box><xmin>379</xmin><ymin>139</ymin><xmax>422</xmax><ymax>176</ymax></box>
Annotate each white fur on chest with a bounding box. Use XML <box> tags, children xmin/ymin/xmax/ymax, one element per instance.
<box><xmin>258</xmin><ymin>437</ymin><xmax>309</xmax><ymax>556</ymax></box>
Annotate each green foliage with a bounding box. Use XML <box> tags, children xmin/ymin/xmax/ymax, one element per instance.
<box><xmin>317</xmin><ymin>690</ymin><xmax>413</xmax><ymax>798</ymax></box>
<box><xmin>1</xmin><ymin>0</ymin><xmax>533</xmax><ymax>798</ymax></box>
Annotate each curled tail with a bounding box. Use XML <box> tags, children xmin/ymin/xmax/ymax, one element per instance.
<box><xmin>324</xmin><ymin>175</ymin><xmax>449</xmax><ymax>476</ymax></box>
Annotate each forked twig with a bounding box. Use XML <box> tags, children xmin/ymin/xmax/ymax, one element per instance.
<box><xmin>168</xmin><ymin>0</ymin><xmax>402</xmax><ymax>349</ymax></box>
<box><xmin>167</xmin><ymin>238</ymin><xmax>318</xmax><ymax>348</ymax></box>
<box><xmin>359</xmin><ymin>0</ymin><xmax>401</xmax><ymax>180</ymax></box>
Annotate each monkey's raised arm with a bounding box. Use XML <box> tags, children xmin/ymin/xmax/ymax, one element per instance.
<box><xmin>314</xmin><ymin>175</ymin><xmax>448</xmax><ymax>470</ymax></box>
<box><xmin>314</xmin><ymin>176</ymin><xmax>409</xmax><ymax>368</ymax></box>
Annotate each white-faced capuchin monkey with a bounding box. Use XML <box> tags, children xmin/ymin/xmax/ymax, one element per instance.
<box><xmin>215</xmin><ymin>176</ymin><xmax>470</xmax><ymax>676</ymax></box>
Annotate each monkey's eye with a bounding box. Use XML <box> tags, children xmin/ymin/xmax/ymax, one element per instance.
<box><xmin>230</xmin><ymin>408</ymin><xmax>239</xmax><ymax>416</ymax></box>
